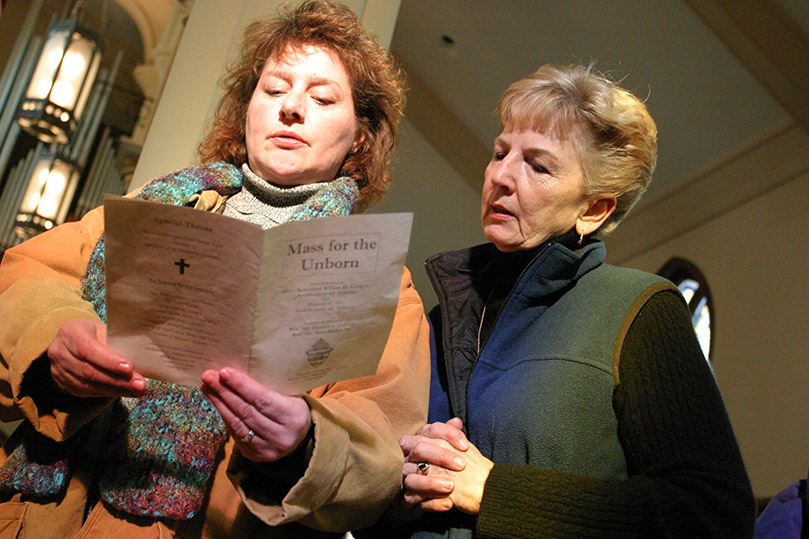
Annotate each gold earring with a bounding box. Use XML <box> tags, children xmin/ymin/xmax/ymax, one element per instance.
<box><xmin>577</xmin><ymin>229</ymin><xmax>584</xmax><ymax>246</ymax></box>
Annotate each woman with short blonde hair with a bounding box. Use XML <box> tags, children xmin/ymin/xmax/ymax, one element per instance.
<box><xmin>394</xmin><ymin>64</ymin><xmax>753</xmax><ymax>538</ymax></box>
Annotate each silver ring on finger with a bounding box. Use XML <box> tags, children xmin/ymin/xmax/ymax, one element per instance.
<box><xmin>239</xmin><ymin>429</ymin><xmax>255</xmax><ymax>444</ymax></box>
<box><xmin>417</xmin><ymin>462</ymin><xmax>430</xmax><ymax>475</ymax></box>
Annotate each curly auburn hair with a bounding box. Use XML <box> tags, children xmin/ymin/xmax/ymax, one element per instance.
<box><xmin>197</xmin><ymin>0</ymin><xmax>406</xmax><ymax>211</ymax></box>
<box><xmin>497</xmin><ymin>64</ymin><xmax>658</xmax><ymax>233</ymax></box>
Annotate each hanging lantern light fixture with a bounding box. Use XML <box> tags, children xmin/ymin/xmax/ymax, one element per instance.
<box><xmin>14</xmin><ymin>147</ymin><xmax>81</xmax><ymax>239</ymax></box>
<box><xmin>16</xmin><ymin>4</ymin><xmax>102</xmax><ymax>145</ymax></box>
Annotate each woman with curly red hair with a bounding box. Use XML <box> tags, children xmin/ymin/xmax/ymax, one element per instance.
<box><xmin>0</xmin><ymin>2</ymin><xmax>428</xmax><ymax>537</ymax></box>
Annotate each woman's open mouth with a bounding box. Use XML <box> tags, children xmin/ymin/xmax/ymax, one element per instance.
<box><xmin>491</xmin><ymin>204</ymin><xmax>514</xmax><ymax>218</ymax></box>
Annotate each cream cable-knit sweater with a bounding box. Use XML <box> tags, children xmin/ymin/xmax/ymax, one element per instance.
<box><xmin>222</xmin><ymin>164</ymin><xmax>336</xmax><ymax>230</ymax></box>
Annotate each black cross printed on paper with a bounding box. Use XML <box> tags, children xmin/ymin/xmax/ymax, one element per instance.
<box><xmin>174</xmin><ymin>258</ymin><xmax>190</xmax><ymax>275</ymax></box>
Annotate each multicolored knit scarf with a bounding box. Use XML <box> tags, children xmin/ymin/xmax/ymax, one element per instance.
<box><xmin>0</xmin><ymin>162</ymin><xmax>359</xmax><ymax>519</ymax></box>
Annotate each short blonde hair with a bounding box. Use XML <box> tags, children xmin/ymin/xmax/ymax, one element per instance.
<box><xmin>197</xmin><ymin>0</ymin><xmax>406</xmax><ymax>211</ymax></box>
<box><xmin>497</xmin><ymin>64</ymin><xmax>657</xmax><ymax>233</ymax></box>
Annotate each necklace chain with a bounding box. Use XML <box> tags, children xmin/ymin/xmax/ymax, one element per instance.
<box><xmin>476</xmin><ymin>305</ymin><xmax>487</xmax><ymax>355</ymax></box>
<box><xmin>476</xmin><ymin>287</ymin><xmax>495</xmax><ymax>355</ymax></box>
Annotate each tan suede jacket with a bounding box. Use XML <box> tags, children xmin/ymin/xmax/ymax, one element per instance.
<box><xmin>0</xmin><ymin>193</ymin><xmax>430</xmax><ymax>538</ymax></box>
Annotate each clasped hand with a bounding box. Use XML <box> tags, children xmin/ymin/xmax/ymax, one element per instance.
<box><xmin>399</xmin><ymin>418</ymin><xmax>493</xmax><ymax>515</ymax></box>
<box><xmin>49</xmin><ymin>319</ymin><xmax>312</xmax><ymax>463</ymax></box>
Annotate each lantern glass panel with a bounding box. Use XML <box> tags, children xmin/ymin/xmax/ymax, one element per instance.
<box><xmin>26</xmin><ymin>29</ymin><xmax>70</xmax><ymax>100</ymax></box>
<box><xmin>55</xmin><ymin>164</ymin><xmax>80</xmax><ymax>224</ymax></box>
<box><xmin>51</xmin><ymin>33</ymin><xmax>96</xmax><ymax>110</ymax></box>
<box><xmin>19</xmin><ymin>158</ymin><xmax>53</xmax><ymax>213</ymax></box>
<box><xmin>38</xmin><ymin>159</ymin><xmax>75</xmax><ymax>220</ymax></box>
<box><xmin>74</xmin><ymin>48</ymin><xmax>101</xmax><ymax>120</ymax></box>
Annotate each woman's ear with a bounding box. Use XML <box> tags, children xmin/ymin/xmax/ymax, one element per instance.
<box><xmin>576</xmin><ymin>196</ymin><xmax>617</xmax><ymax>236</ymax></box>
<box><xmin>351</xmin><ymin>119</ymin><xmax>368</xmax><ymax>153</ymax></box>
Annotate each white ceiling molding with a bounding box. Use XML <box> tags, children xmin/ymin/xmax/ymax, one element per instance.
<box><xmin>607</xmin><ymin>121</ymin><xmax>809</xmax><ymax>264</ymax></box>
<box><xmin>684</xmin><ymin>0</ymin><xmax>809</xmax><ymax>135</ymax></box>
<box><xmin>393</xmin><ymin>58</ymin><xmax>489</xmax><ymax>193</ymax></box>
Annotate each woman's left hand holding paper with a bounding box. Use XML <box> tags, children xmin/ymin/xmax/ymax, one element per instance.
<box><xmin>201</xmin><ymin>367</ymin><xmax>312</xmax><ymax>462</ymax></box>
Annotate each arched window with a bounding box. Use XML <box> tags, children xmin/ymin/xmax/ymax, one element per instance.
<box><xmin>657</xmin><ymin>257</ymin><xmax>713</xmax><ymax>361</ymax></box>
